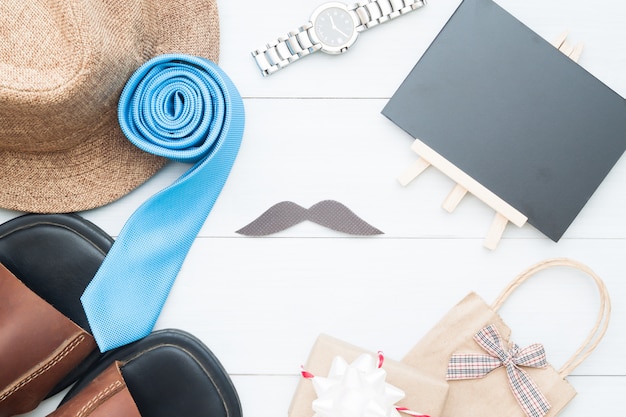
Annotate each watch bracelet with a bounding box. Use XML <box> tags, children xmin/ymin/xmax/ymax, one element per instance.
<box><xmin>252</xmin><ymin>0</ymin><xmax>427</xmax><ymax>76</ymax></box>
<box><xmin>252</xmin><ymin>24</ymin><xmax>321</xmax><ymax>77</ymax></box>
<box><xmin>352</xmin><ymin>0</ymin><xmax>426</xmax><ymax>29</ymax></box>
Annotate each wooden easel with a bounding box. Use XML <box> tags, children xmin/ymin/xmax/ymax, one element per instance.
<box><xmin>398</xmin><ymin>32</ymin><xmax>583</xmax><ymax>250</ymax></box>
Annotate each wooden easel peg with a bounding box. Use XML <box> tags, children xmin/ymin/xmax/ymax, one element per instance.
<box><xmin>557</xmin><ymin>40</ymin><xmax>584</xmax><ymax>60</ymax></box>
<box><xmin>552</xmin><ymin>31</ymin><xmax>584</xmax><ymax>63</ymax></box>
<box><xmin>559</xmin><ymin>41</ymin><xmax>575</xmax><ymax>57</ymax></box>
<box><xmin>442</xmin><ymin>183</ymin><xmax>468</xmax><ymax>213</ymax></box>
<box><xmin>569</xmin><ymin>43</ymin><xmax>584</xmax><ymax>62</ymax></box>
<box><xmin>397</xmin><ymin>156</ymin><xmax>431</xmax><ymax>186</ymax></box>
<box><xmin>483</xmin><ymin>212</ymin><xmax>509</xmax><ymax>251</ymax></box>
<box><xmin>551</xmin><ymin>31</ymin><xmax>569</xmax><ymax>49</ymax></box>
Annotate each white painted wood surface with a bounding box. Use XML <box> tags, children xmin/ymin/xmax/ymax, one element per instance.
<box><xmin>4</xmin><ymin>0</ymin><xmax>624</xmax><ymax>415</ymax></box>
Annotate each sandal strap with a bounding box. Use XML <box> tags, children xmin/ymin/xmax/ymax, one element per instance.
<box><xmin>49</xmin><ymin>362</ymin><xmax>142</xmax><ymax>417</ymax></box>
<box><xmin>0</xmin><ymin>263</ymin><xmax>96</xmax><ymax>417</ymax></box>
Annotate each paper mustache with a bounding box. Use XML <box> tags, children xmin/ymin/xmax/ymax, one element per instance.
<box><xmin>236</xmin><ymin>200</ymin><xmax>383</xmax><ymax>236</ymax></box>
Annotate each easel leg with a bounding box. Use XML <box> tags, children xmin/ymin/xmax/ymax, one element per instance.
<box><xmin>397</xmin><ymin>157</ymin><xmax>431</xmax><ymax>186</ymax></box>
<box><xmin>442</xmin><ymin>184</ymin><xmax>468</xmax><ymax>213</ymax></box>
<box><xmin>483</xmin><ymin>213</ymin><xmax>509</xmax><ymax>251</ymax></box>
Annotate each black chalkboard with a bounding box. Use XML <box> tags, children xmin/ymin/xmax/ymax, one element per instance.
<box><xmin>382</xmin><ymin>0</ymin><xmax>626</xmax><ymax>241</ymax></box>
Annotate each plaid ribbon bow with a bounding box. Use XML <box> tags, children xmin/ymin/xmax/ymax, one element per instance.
<box><xmin>446</xmin><ymin>324</ymin><xmax>551</xmax><ymax>417</ymax></box>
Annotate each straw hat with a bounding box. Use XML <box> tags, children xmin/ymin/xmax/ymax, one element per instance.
<box><xmin>0</xmin><ymin>0</ymin><xmax>220</xmax><ymax>213</ymax></box>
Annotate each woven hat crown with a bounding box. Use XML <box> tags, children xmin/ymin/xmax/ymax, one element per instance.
<box><xmin>1</xmin><ymin>1</ymin><xmax>153</xmax><ymax>153</ymax></box>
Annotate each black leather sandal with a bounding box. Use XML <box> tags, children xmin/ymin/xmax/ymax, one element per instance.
<box><xmin>53</xmin><ymin>329</ymin><xmax>242</xmax><ymax>417</ymax></box>
<box><xmin>0</xmin><ymin>213</ymin><xmax>113</xmax><ymax>416</ymax></box>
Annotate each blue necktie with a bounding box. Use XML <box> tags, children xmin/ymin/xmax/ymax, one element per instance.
<box><xmin>81</xmin><ymin>54</ymin><xmax>245</xmax><ymax>352</ymax></box>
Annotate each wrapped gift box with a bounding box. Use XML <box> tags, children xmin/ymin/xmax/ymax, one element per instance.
<box><xmin>289</xmin><ymin>334</ymin><xmax>449</xmax><ymax>417</ymax></box>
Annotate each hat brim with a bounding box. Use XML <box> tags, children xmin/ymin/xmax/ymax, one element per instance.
<box><xmin>0</xmin><ymin>0</ymin><xmax>220</xmax><ymax>213</ymax></box>
<box><xmin>0</xmin><ymin>114</ymin><xmax>167</xmax><ymax>213</ymax></box>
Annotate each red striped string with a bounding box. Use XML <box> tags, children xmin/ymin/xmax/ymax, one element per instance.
<box><xmin>301</xmin><ymin>365</ymin><xmax>314</xmax><ymax>379</ymax></box>
<box><xmin>395</xmin><ymin>407</ymin><xmax>430</xmax><ymax>417</ymax></box>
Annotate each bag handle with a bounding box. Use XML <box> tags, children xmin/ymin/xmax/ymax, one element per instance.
<box><xmin>490</xmin><ymin>258</ymin><xmax>611</xmax><ymax>378</ymax></box>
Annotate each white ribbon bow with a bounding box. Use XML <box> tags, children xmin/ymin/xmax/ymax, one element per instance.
<box><xmin>303</xmin><ymin>353</ymin><xmax>429</xmax><ymax>417</ymax></box>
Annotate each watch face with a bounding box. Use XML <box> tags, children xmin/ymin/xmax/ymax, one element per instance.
<box><xmin>311</xmin><ymin>3</ymin><xmax>359</xmax><ymax>54</ymax></box>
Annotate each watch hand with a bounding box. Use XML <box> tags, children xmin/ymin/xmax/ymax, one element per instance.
<box><xmin>334</xmin><ymin>26</ymin><xmax>349</xmax><ymax>38</ymax></box>
<box><xmin>329</xmin><ymin>15</ymin><xmax>349</xmax><ymax>38</ymax></box>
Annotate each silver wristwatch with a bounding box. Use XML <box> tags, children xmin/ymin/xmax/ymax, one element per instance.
<box><xmin>251</xmin><ymin>0</ymin><xmax>427</xmax><ymax>76</ymax></box>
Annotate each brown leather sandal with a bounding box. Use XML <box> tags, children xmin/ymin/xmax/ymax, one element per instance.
<box><xmin>0</xmin><ymin>214</ymin><xmax>113</xmax><ymax>417</ymax></box>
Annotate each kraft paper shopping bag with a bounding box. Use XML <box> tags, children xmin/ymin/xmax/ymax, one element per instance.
<box><xmin>402</xmin><ymin>258</ymin><xmax>610</xmax><ymax>417</ymax></box>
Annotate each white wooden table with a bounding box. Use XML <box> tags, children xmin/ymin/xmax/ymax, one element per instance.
<box><xmin>6</xmin><ymin>0</ymin><xmax>625</xmax><ymax>415</ymax></box>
